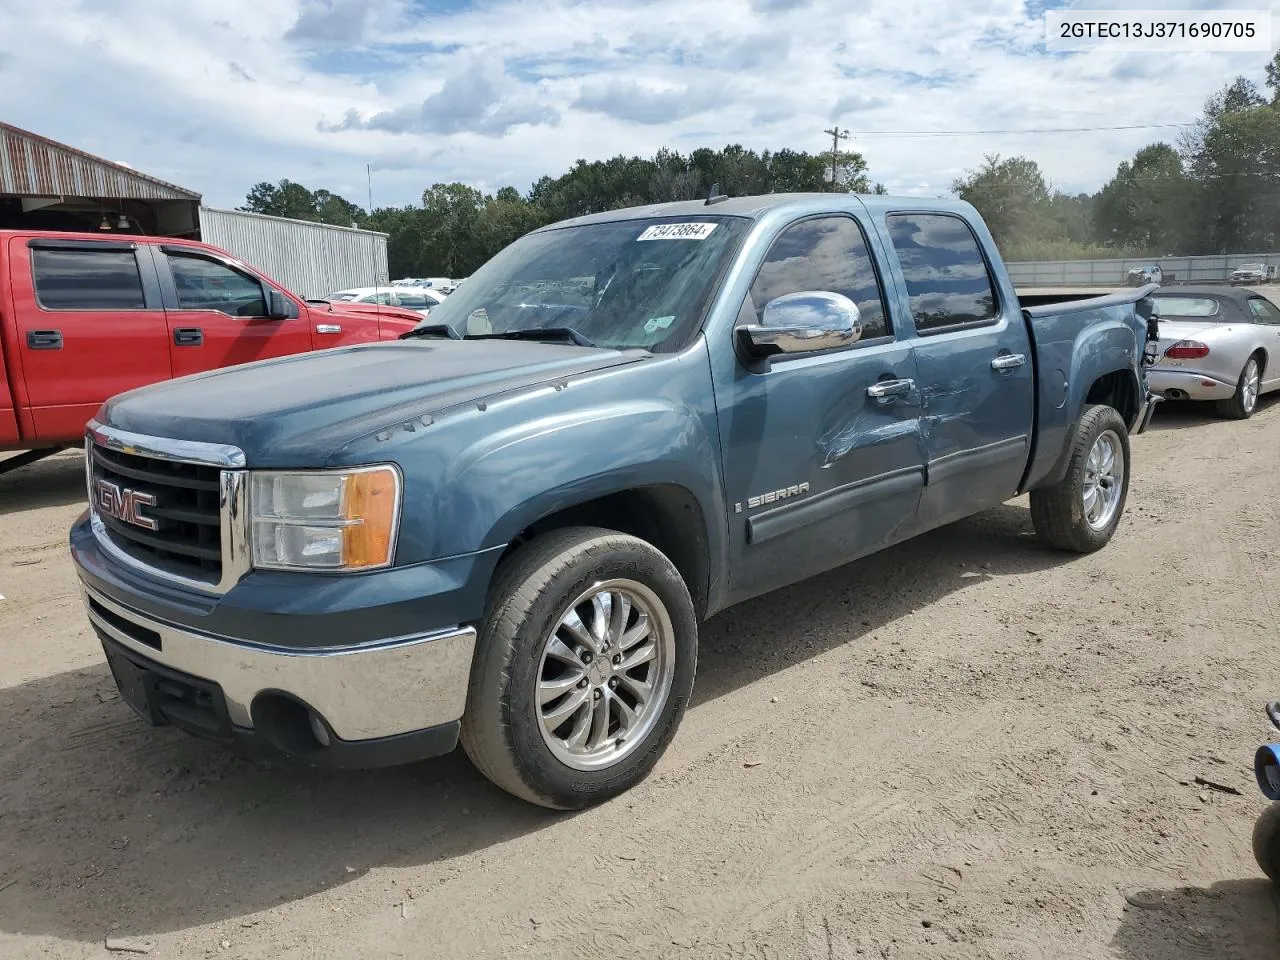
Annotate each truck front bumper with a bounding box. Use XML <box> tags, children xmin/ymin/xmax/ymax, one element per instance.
<box><xmin>71</xmin><ymin>512</ymin><xmax>493</xmax><ymax>768</ymax></box>
<box><xmin>83</xmin><ymin>582</ymin><xmax>475</xmax><ymax>766</ymax></box>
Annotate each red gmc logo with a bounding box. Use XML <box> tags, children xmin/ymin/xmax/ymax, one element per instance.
<box><xmin>95</xmin><ymin>480</ymin><xmax>158</xmax><ymax>531</ymax></box>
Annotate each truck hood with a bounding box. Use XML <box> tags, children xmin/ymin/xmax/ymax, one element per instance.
<box><xmin>99</xmin><ymin>340</ymin><xmax>644</xmax><ymax>465</ymax></box>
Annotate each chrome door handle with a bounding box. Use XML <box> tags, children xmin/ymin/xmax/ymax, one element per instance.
<box><xmin>315</xmin><ymin>324</ymin><xmax>342</xmax><ymax>334</ymax></box>
<box><xmin>866</xmin><ymin>378</ymin><xmax>915</xmax><ymax>399</ymax></box>
<box><xmin>991</xmin><ymin>353</ymin><xmax>1027</xmax><ymax>370</ymax></box>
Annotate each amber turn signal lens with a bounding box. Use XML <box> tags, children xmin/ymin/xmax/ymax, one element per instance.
<box><xmin>340</xmin><ymin>467</ymin><xmax>399</xmax><ymax>568</ymax></box>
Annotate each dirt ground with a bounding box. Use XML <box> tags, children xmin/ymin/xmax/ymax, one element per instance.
<box><xmin>2</xmin><ymin>400</ymin><xmax>1279</xmax><ymax>960</ymax></box>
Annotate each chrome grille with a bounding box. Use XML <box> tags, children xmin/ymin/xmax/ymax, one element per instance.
<box><xmin>90</xmin><ymin>443</ymin><xmax>223</xmax><ymax>581</ymax></box>
<box><xmin>85</xmin><ymin>421</ymin><xmax>250</xmax><ymax>595</ymax></box>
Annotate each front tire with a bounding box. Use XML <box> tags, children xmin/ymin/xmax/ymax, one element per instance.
<box><xmin>460</xmin><ymin>527</ymin><xmax>698</xmax><ymax>809</ymax></box>
<box><xmin>1030</xmin><ymin>404</ymin><xmax>1131</xmax><ymax>553</ymax></box>
<box><xmin>1216</xmin><ymin>355</ymin><xmax>1261</xmax><ymax>420</ymax></box>
<box><xmin>1253</xmin><ymin>801</ymin><xmax>1280</xmax><ymax>883</ymax></box>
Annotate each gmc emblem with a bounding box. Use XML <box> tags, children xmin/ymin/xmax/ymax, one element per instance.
<box><xmin>95</xmin><ymin>480</ymin><xmax>158</xmax><ymax>531</ymax></box>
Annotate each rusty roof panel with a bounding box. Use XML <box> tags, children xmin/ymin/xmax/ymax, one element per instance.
<box><xmin>0</xmin><ymin>122</ymin><xmax>200</xmax><ymax>201</ymax></box>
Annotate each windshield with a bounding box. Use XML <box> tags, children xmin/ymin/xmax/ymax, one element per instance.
<box><xmin>1152</xmin><ymin>296</ymin><xmax>1222</xmax><ymax>318</ymax></box>
<box><xmin>415</xmin><ymin>216</ymin><xmax>749</xmax><ymax>351</ymax></box>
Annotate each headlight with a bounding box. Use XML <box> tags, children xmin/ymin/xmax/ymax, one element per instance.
<box><xmin>249</xmin><ymin>466</ymin><xmax>401</xmax><ymax>571</ymax></box>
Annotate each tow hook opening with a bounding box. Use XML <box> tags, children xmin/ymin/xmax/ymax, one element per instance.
<box><xmin>251</xmin><ymin>692</ymin><xmax>333</xmax><ymax>756</ymax></box>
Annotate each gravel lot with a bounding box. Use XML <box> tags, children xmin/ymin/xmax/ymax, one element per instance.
<box><xmin>1</xmin><ymin>400</ymin><xmax>1278</xmax><ymax>959</ymax></box>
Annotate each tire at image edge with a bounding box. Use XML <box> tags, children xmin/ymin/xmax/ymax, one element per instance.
<box><xmin>459</xmin><ymin>526</ymin><xmax>698</xmax><ymax>809</ymax></box>
<box><xmin>1252</xmin><ymin>801</ymin><xmax>1280</xmax><ymax>883</ymax></box>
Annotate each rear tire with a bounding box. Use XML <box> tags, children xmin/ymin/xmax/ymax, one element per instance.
<box><xmin>1216</xmin><ymin>354</ymin><xmax>1262</xmax><ymax>420</ymax></box>
<box><xmin>1030</xmin><ymin>404</ymin><xmax>1130</xmax><ymax>553</ymax></box>
<box><xmin>1252</xmin><ymin>801</ymin><xmax>1280</xmax><ymax>883</ymax></box>
<box><xmin>460</xmin><ymin>527</ymin><xmax>697</xmax><ymax>809</ymax></box>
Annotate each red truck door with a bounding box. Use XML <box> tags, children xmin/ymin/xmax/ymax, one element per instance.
<box><xmin>153</xmin><ymin>244</ymin><xmax>311</xmax><ymax>377</ymax></box>
<box><xmin>6</xmin><ymin>236</ymin><xmax>171</xmax><ymax>444</ymax></box>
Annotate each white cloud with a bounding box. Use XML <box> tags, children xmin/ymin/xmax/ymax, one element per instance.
<box><xmin>0</xmin><ymin>0</ymin><xmax>1272</xmax><ymax>211</ymax></box>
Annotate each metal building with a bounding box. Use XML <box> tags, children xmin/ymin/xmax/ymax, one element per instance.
<box><xmin>198</xmin><ymin>207</ymin><xmax>389</xmax><ymax>300</ymax></box>
<box><xmin>0</xmin><ymin>121</ymin><xmax>200</xmax><ymax>235</ymax></box>
<box><xmin>0</xmin><ymin>122</ymin><xmax>390</xmax><ymax>299</ymax></box>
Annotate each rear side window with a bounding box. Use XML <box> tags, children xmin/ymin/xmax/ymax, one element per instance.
<box><xmin>886</xmin><ymin>213</ymin><xmax>998</xmax><ymax>333</ymax></box>
<box><xmin>395</xmin><ymin>292</ymin><xmax>429</xmax><ymax>308</ymax></box>
<box><xmin>32</xmin><ymin>249</ymin><xmax>146</xmax><ymax>310</ymax></box>
<box><xmin>747</xmin><ymin>216</ymin><xmax>889</xmax><ymax>340</ymax></box>
<box><xmin>1152</xmin><ymin>297</ymin><xmax>1221</xmax><ymax>318</ymax></box>
<box><xmin>167</xmin><ymin>254</ymin><xmax>266</xmax><ymax>316</ymax></box>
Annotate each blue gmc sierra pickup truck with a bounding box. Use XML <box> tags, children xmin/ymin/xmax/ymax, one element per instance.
<box><xmin>71</xmin><ymin>193</ymin><xmax>1159</xmax><ymax>809</ymax></box>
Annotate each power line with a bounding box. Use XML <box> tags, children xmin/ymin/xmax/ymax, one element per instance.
<box><xmin>854</xmin><ymin>122</ymin><xmax>1195</xmax><ymax>139</ymax></box>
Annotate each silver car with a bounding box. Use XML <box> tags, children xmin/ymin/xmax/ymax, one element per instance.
<box><xmin>1147</xmin><ymin>286</ymin><xmax>1280</xmax><ymax>419</ymax></box>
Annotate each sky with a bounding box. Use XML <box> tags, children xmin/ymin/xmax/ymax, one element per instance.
<box><xmin>0</xmin><ymin>0</ymin><xmax>1275</xmax><ymax>211</ymax></box>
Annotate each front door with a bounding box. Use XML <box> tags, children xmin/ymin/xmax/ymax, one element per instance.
<box><xmin>880</xmin><ymin>212</ymin><xmax>1035</xmax><ymax>529</ymax></box>
<box><xmin>155</xmin><ymin>247</ymin><xmax>311</xmax><ymax>378</ymax></box>
<box><xmin>9</xmin><ymin>236</ymin><xmax>170</xmax><ymax>443</ymax></box>
<box><xmin>713</xmin><ymin>214</ymin><xmax>926</xmax><ymax>604</ymax></box>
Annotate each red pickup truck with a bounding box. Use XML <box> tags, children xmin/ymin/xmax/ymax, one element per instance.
<box><xmin>0</xmin><ymin>231</ymin><xmax>421</xmax><ymax>472</ymax></box>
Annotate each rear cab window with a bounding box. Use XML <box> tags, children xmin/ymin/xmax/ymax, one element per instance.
<box><xmin>31</xmin><ymin>248</ymin><xmax>148</xmax><ymax>311</ymax></box>
<box><xmin>885</xmin><ymin>213</ymin><xmax>999</xmax><ymax>334</ymax></box>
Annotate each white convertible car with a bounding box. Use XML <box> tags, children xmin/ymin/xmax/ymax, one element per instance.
<box><xmin>1147</xmin><ymin>286</ymin><xmax>1280</xmax><ymax>419</ymax></box>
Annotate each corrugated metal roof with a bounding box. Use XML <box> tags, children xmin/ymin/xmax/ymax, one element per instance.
<box><xmin>0</xmin><ymin>122</ymin><xmax>200</xmax><ymax>201</ymax></box>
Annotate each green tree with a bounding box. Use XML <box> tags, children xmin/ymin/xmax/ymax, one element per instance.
<box><xmin>952</xmin><ymin>155</ymin><xmax>1055</xmax><ymax>255</ymax></box>
<box><xmin>1094</xmin><ymin>143</ymin><xmax>1190</xmax><ymax>253</ymax></box>
<box><xmin>1266</xmin><ymin>52</ymin><xmax>1280</xmax><ymax>103</ymax></box>
<box><xmin>240</xmin><ymin>179</ymin><xmax>366</xmax><ymax>225</ymax></box>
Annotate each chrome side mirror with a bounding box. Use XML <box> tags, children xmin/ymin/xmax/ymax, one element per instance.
<box><xmin>738</xmin><ymin>291</ymin><xmax>863</xmax><ymax>358</ymax></box>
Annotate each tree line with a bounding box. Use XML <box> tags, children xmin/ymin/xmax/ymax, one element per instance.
<box><xmin>242</xmin><ymin>147</ymin><xmax>877</xmax><ymax>280</ymax></box>
<box><xmin>242</xmin><ymin>52</ymin><xmax>1280</xmax><ymax>274</ymax></box>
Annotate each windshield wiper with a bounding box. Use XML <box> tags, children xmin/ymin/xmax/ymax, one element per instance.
<box><xmin>400</xmin><ymin>324</ymin><xmax>462</xmax><ymax>341</ymax></box>
<box><xmin>465</xmin><ymin>327</ymin><xmax>597</xmax><ymax>348</ymax></box>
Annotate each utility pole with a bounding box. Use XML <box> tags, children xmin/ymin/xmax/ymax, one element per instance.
<box><xmin>823</xmin><ymin>127</ymin><xmax>850</xmax><ymax>190</ymax></box>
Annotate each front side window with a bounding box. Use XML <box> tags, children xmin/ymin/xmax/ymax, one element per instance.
<box><xmin>886</xmin><ymin>213</ymin><xmax>998</xmax><ymax>333</ymax></box>
<box><xmin>1248</xmin><ymin>297</ymin><xmax>1280</xmax><ymax>324</ymax></box>
<box><xmin>746</xmin><ymin>216</ymin><xmax>889</xmax><ymax>340</ymax></box>
<box><xmin>167</xmin><ymin>255</ymin><xmax>266</xmax><ymax>316</ymax></box>
<box><xmin>32</xmin><ymin>248</ymin><xmax>147</xmax><ymax>310</ymax></box>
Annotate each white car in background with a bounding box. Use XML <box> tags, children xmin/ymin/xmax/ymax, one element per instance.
<box><xmin>325</xmin><ymin>285</ymin><xmax>447</xmax><ymax>317</ymax></box>
<box><xmin>1230</xmin><ymin>263</ymin><xmax>1275</xmax><ymax>285</ymax></box>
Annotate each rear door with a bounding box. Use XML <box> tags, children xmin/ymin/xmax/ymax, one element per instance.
<box><xmin>155</xmin><ymin>246</ymin><xmax>311</xmax><ymax>378</ymax></box>
<box><xmin>8</xmin><ymin>236</ymin><xmax>169</xmax><ymax>444</ymax></box>
<box><xmin>879</xmin><ymin>212</ymin><xmax>1035</xmax><ymax>529</ymax></box>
